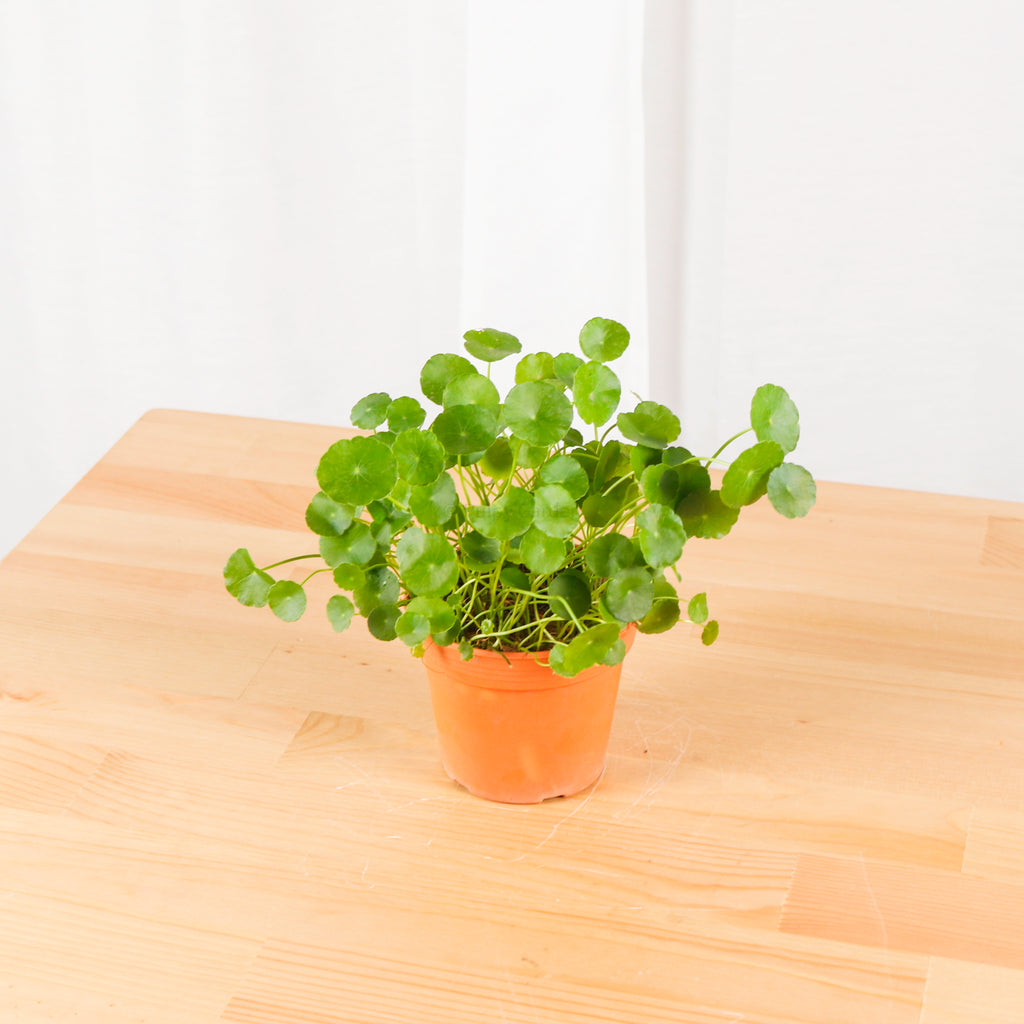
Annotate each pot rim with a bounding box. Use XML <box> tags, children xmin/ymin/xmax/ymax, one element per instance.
<box><xmin>421</xmin><ymin>624</ymin><xmax>637</xmax><ymax>692</ymax></box>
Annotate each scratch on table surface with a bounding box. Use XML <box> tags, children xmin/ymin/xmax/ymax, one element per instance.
<box><xmin>613</xmin><ymin>713</ymin><xmax>692</xmax><ymax>823</ymax></box>
<box><xmin>495</xmin><ymin>781</ymin><xmax>603</xmax><ymax>864</ymax></box>
<box><xmin>358</xmin><ymin>858</ymin><xmax>376</xmax><ymax>889</ymax></box>
<box><xmin>332</xmin><ymin>757</ymin><xmax>389</xmax><ymax>804</ymax></box>
<box><xmin>857</xmin><ymin>852</ymin><xmax>890</xmax><ymax>949</ymax></box>
<box><xmin>857</xmin><ymin>851</ymin><xmax>898</xmax><ymax>1024</ymax></box>
<box><xmin>500</xmin><ymin>968</ymin><xmax>542</xmax><ymax>1024</ymax></box>
<box><xmin>384</xmin><ymin>794</ymin><xmax>458</xmax><ymax>814</ymax></box>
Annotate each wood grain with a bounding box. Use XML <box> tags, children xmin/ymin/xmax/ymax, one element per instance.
<box><xmin>1</xmin><ymin>408</ymin><xmax>1023</xmax><ymax>1022</ymax></box>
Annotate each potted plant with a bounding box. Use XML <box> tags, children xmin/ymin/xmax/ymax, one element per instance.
<box><xmin>225</xmin><ymin>317</ymin><xmax>815</xmax><ymax>802</ymax></box>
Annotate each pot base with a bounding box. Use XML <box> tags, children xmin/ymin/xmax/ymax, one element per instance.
<box><xmin>438</xmin><ymin>752</ymin><xmax>608</xmax><ymax>804</ymax></box>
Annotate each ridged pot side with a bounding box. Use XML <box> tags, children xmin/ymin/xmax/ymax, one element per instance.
<box><xmin>421</xmin><ymin>628</ymin><xmax>636</xmax><ymax>804</ymax></box>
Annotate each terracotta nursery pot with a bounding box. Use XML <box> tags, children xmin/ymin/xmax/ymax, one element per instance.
<box><xmin>421</xmin><ymin>627</ymin><xmax>637</xmax><ymax>804</ymax></box>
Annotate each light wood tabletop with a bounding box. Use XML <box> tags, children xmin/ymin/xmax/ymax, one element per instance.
<box><xmin>3</xmin><ymin>407</ymin><xmax>1024</xmax><ymax>1023</ymax></box>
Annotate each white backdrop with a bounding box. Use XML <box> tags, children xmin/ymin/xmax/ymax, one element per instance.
<box><xmin>2</xmin><ymin>1</ymin><xmax>1023</xmax><ymax>557</ymax></box>
<box><xmin>653</xmin><ymin>0</ymin><xmax>1024</xmax><ymax>500</ymax></box>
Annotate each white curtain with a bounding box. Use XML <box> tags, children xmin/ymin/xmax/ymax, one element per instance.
<box><xmin>0</xmin><ymin>1</ymin><xmax>650</xmax><ymax>556</ymax></box>
<box><xmin>3</xmin><ymin>1</ymin><xmax>1023</xmax><ymax>556</ymax></box>
<box><xmin>647</xmin><ymin>1</ymin><xmax>1024</xmax><ymax>504</ymax></box>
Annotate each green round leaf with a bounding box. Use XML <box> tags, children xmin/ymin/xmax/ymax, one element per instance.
<box><xmin>536</xmin><ymin>454</ymin><xmax>589</xmax><ymax>500</ymax></box>
<box><xmin>581</xmin><ymin>491</ymin><xmax>621</xmax><ymax>529</ymax></box>
<box><xmin>675</xmin><ymin>461</ymin><xmax>712</xmax><ymax>501</ymax></box>
<box><xmin>533</xmin><ymin>484</ymin><xmax>578</xmax><ymax>539</ymax></box>
<box><xmin>431</xmin><ymin>404</ymin><xmax>499</xmax><ymax>455</ymax></box>
<box><xmin>640</xmin><ymin>464</ymin><xmax>680</xmax><ymax>506</ymax></box>
<box><xmin>518</xmin><ymin>444</ymin><xmax>550</xmax><ymax>469</ymax></box>
<box><xmin>350</xmin><ymin>392</ymin><xmax>391</xmax><ymax>430</ymax></box>
<box><xmin>662</xmin><ymin>446</ymin><xmax>693</xmax><ymax>467</ymax></box>
<box><xmin>460</xmin><ymin>529</ymin><xmax>502</xmax><ymax>568</ymax></box>
<box><xmin>268</xmin><ymin>580</ymin><xmax>306</xmax><ymax>622</ymax></box>
<box><xmin>479</xmin><ymin>437</ymin><xmax>514</xmax><ymax>479</ymax></box>
<box><xmin>502</xmin><ymin>380</ymin><xmax>573</xmax><ymax>447</ymax></box>
<box><xmin>396</xmin><ymin>527</ymin><xmax>460</xmax><ymax>597</ymax></box>
<box><xmin>223</xmin><ymin>548</ymin><xmax>274</xmax><ymax>607</ymax></box>
<box><xmin>408</xmin><ymin>472</ymin><xmax>459</xmax><ymax>528</ymax></box>
<box><xmin>767</xmin><ymin>463</ymin><xmax>816</xmax><ymax>518</ymax></box>
<box><xmin>326</xmin><ymin>594</ymin><xmax>355</xmax><ymax>632</ymax></box>
<box><xmin>367</xmin><ymin>519</ymin><xmax>393</xmax><ymax>548</ymax></box>
<box><xmin>553</xmin><ymin>352</ymin><xmax>584</xmax><ymax>387</ymax></box>
<box><xmin>636</xmin><ymin>504</ymin><xmax>686</xmax><ymax>569</ymax></box>
<box><xmin>332</xmin><ymin>563</ymin><xmax>364</xmax><ymax>590</ymax></box>
<box><xmin>676</xmin><ymin>489</ymin><xmax>740</xmax><ymax>539</ymax></box>
<box><xmin>638</xmin><ymin>578</ymin><xmax>680</xmax><ymax>633</ymax></box>
<box><xmin>579</xmin><ymin>317</ymin><xmax>629</xmax><ymax>362</ymax></box>
<box><xmin>463</xmin><ymin>327</ymin><xmax>522</xmax><ymax>362</ymax></box>
<box><xmin>573</xmin><ymin>361</ymin><xmax>621</xmax><ymax>426</ymax></box>
<box><xmin>616</xmin><ymin>401</ymin><xmax>681</xmax><ymax>449</ymax></box>
<box><xmin>367</xmin><ymin>603</ymin><xmax>401</xmax><ymax>641</ymax></box>
<box><xmin>637</xmin><ymin>591</ymin><xmax>680</xmax><ymax>634</ymax></box>
<box><xmin>548</xmin><ymin>570</ymin><xmax>592</xmax><ymax>621</ymax></box>
<box><xmin>629</xmin><ymin>444</ymin><xmax>662</xmax><ymax>478</ymax></box>
<box><xmin>500</xmin><ymin>565</ymin><xmax>531</xmax><ymax>592</ymax></box>
<box><xmin>466</xmin><ymin>486</ymin><xmax>535</xmax><ymax>541</ymax></box>
<box><xmin>549</xmin><ymin>622</ymin><xmax>623</xmax><ymax>678</ymax></box>
<box><xmin>519</xmin><ymin>526</ymin><xmax>566</xmax><ymax>575</ymax></box>
<box><xmin>353</xmin><ymin>565</ymin><xmax>400</xmax><ymax>616</ymax></box>
<box><xmin>406</xmin><ymin>596</ymin><xmax>457</xmax><ymax>635</ymax></box>
<box><xmin>367</xmin><ymin>499</ymin><xmax>412</xmax><ymax>547</ymax></box>
<box><xmin>582</xmin><ymin>476</ymin><xmax>635</xmax><ymax>529</ymax></box>
<box><xmin>584</xmin><ymin>533</ymin><xmax>636</xmax><ymax>577</ymax></box>
<box><xmin>751</xmin><ymin>384</ymin><xmax>800</xmax><ymax>454</ymax></box>
<box><xmin>604</xmin><ymin>567</ymin><xmax>654</xmax><ymax>623</ymax></box>
<box><xmin>442</xmin><ymin>373</ymin><xmax>500</xmax><ymax>410</ymax></box>
<box><xmin>515</xmin><ymin>351</ymin><xmax>557</xmax><ymax>383</ymax></box>
<box><xmin>392</xmin><ymin>429</ymin><xmax>446</xmax><ymax>486</ymax></box>
<box><xmin>319</xmin><ymin>520</ymin><xmax>377</xmax><ymax>567</ymax></box>
<box><xmin>390</xmin><ymin>478</ymin><xmax>413</xmax><ymax>508</ymax></box>
<box><xmin>687</xmin><ymin>592</ymin><xmax>709</xmax><ymax>624</ymax></box>
<box><xmin>601</xmin><ymin>638</ymin><xmax>627</xmax><ymax>667</ymax></box>
<box><xmin>594</xmin><ymin>439</ymin><xmax>630</xmax><ymax>488</ymax></box>
<box><xmin>547</xmin><ymin>644</ymin><xmax>569</xmax><ymax>675</ymax></box>
<box><xmin>420</xmin><ymin>352</ymin><xmax>476</xmax><ymax>404</ymax></box>
<box><xmin>721</xmin><ymin>441</ymin><xmax>785</xmax><ymax>509</ymax></box>
<box><xmin>387</xmin><ymin>396</ymin><xmax>426</xmax><ymax>433</ymax></box>
<box><xmin>367</xmin><ymin>496</ymin><xmax>405</xmax><ymax>522</ymax></box>
<box><xmin>317</xmin><ymin>435</ymin><xmax>397</xmax><ymax>506</ymax></box>
<box><xmin>396</xmin><ymin>610</ymin><xmax>431</xmax><ymax>647</ymax></box>
<box><xmin>304</xmin><ymin>492</ymin><xmax>356</xmax><ymax>537</ymax></box>
<box><xmin>701</xmin><ymin>620</ymin><xmax>720</xmax><ymax>646</ymax></box>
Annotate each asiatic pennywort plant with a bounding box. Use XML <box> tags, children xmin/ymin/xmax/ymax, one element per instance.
<box><xmin>225</xmin><ymin>318</ymin><xmax>815</xmax><ymax>676</ymax></box>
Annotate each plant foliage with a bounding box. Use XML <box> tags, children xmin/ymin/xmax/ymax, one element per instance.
<box><xmin>225</xmin><ymin>318</ymin><xmax>815</xmax><ymax>676</ymax></box>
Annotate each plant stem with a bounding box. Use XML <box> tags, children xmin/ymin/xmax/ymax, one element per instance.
<box><xmin>261</xmin><ymin>554</ymin><xmax>322</xmax><ymax>571</ymax></box>
<box><xmin>707</xmin><ymin>427</ymin><xmax>753</xmax><ymax>464</ymax></box>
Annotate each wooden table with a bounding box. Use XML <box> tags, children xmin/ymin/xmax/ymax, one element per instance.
<box><xmin>3</xmin><ymin>408</ymin><xmax>1024</xmax><ymax>1023</ymax></box>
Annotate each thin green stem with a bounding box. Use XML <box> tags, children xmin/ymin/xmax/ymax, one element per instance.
<box><xmin>707</xmin><ymin>427</ymin><xmax>753</xmax><ymax>465</ymax></box>
<box><xmin>261</xmin><ymin>554</ymin><xmax>322</xmax><ymax>571</ymax></box>
<box><xmin>299</xmin><ymin>567</ymin><xmax>333</xmax><ymax>587</ymax></box>
<box><xmin>472</xmin><ymin>614</ymin><xmax>563</xmax><ymax>643</ymax></box>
